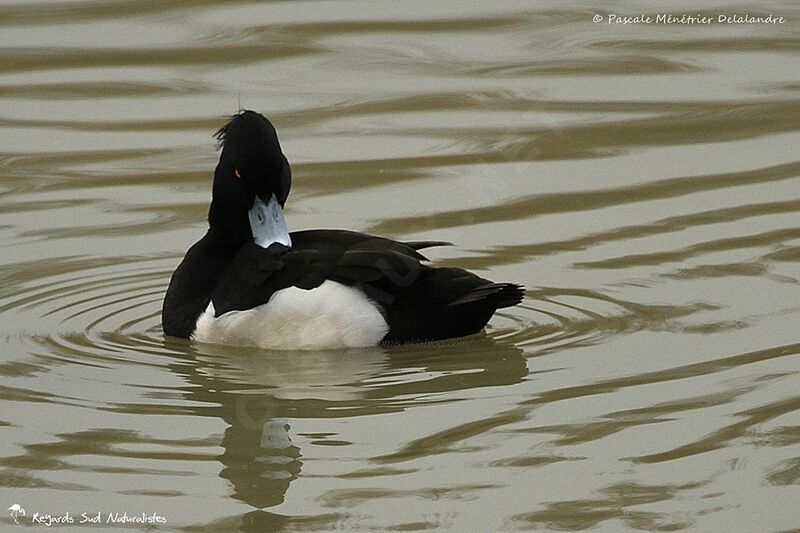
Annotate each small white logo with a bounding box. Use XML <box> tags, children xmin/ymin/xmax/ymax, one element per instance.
<box><xmin>8</xmin><ymin>504</ymin><xmax>25</xmax><ymax>523</ymax></box>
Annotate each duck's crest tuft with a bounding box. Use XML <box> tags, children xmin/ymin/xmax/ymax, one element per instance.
<box><xmin>214</xmin><ymin>109</ymin><xmax>258</xmax><ymax>148</ymax></box>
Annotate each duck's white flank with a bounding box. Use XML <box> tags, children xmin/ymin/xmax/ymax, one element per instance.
<box><xmin>192</xmin><ymin>280</ymin><xmax>389</xmax><ymax>350</ymax></box>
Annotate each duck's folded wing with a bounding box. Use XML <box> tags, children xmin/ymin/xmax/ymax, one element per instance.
<box><xmin>330</xmin><ymin>248</ymin><xmax>423</xmax><ymax>283</ymax></box>
<box><xmin>209</xmin><ymin>232</ymin><xmax>434</xmax><ymax>316</ymax></box>
<box><xmin>210</xmin><ymin>241</ymin><xmax>293</xmax><ymax>316</ymax></box>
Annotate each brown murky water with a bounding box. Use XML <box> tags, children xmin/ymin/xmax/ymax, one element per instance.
<box><xmin>1</xmin><ymin>1</ymin><xmax>799</xmax><ymax>531</ymax></box>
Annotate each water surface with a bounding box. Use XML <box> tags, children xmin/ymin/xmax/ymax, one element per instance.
<box><xmin>1</xmin><ymin>1</ymin><xmax>799</xmax><ymax>531</ymax></box>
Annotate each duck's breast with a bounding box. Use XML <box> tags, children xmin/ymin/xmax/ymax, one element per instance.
<box><xmin>192</xmin><ymin>280</ymin><xmax>389</xmax><ymax>350</ymax></box>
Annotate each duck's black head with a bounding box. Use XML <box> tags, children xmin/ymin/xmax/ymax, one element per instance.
<box><xmin>209</xmin><ymin>110</ymin><xmax>292</xmax><ymax>241</ymax></box>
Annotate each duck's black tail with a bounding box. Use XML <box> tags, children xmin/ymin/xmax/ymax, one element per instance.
<box><xmin>403</xmin><ymin>240</ymin><xmax>453</xmax><ymax>251</ymax></box>
<box><xmin>449</xmin><ymin>282</ymin><xmax>525</xmax><ymax>309</ymax></box>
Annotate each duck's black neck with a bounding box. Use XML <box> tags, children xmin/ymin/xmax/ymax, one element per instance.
<box><xmin>208</xmin><ymin>197</ymin><xmax>252</xmax><ymax>246</ymax></box>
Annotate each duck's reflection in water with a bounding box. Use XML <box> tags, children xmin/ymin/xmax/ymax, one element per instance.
<box><xmin>220</xmin><ymin>414</ymin><xmax>301</xmax><ymax>509</ymax></box>
<box><xmin>168</xmin><ymin>336</ymin><xmax>526</xmax><ymax>528</ymax></box>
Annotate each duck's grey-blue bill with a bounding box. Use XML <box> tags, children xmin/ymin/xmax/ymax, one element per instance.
<box><xmin>248</xmin><ymin>194</ymin><xmax>292</xmax><ymax>248</ymax></box>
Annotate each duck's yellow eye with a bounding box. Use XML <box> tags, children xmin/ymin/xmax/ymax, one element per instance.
<box><xmin>234</xmin><ymin>169</ymin><xmax>241</xmax><ymax>179</ymax></box>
